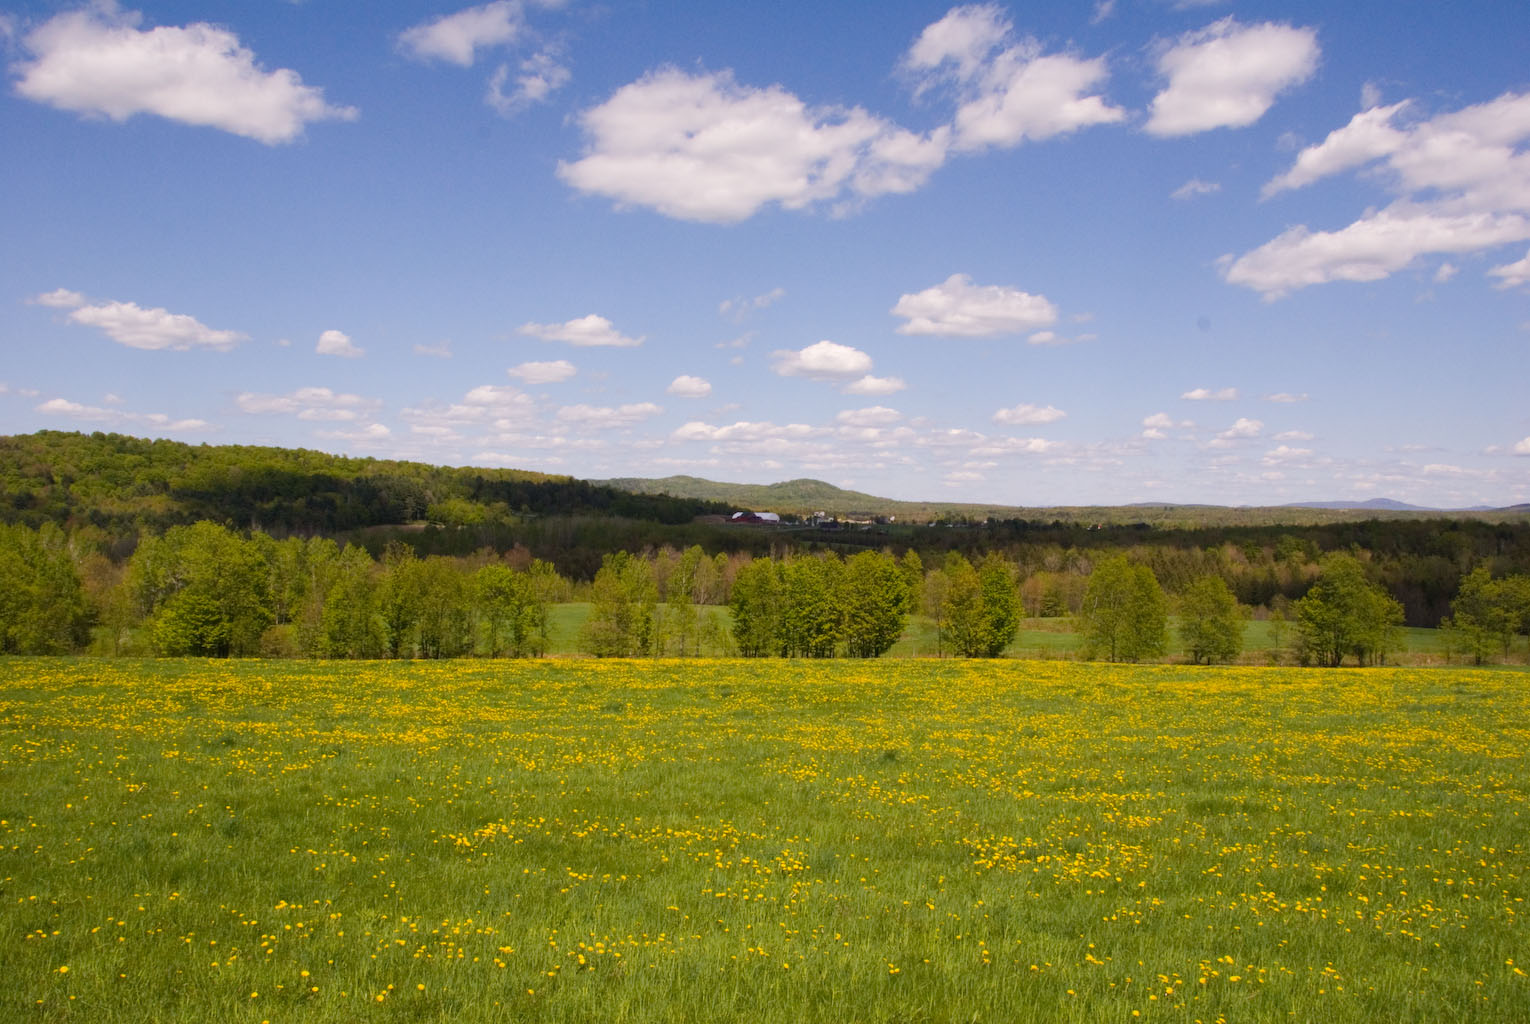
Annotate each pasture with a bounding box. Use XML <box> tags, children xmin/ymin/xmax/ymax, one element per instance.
<box><xmin>2</xmin><ymin>658</ymin><xmax>1526</xmax><ymax>1022</ymax></box>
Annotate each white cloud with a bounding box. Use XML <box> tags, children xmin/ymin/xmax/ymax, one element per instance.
<box><xmin>842</xmin><ymin>375</ymin><xmax>907</xmax><ymax>396</ymax></box>
<box><xmin>719</xmin><ymin>287</ymin><xmax>785</xmax><ymax>320</ymax></box>
<box><xmin>518</xmin><ymin>314</ymin><xmax>643</xmax><ymax>347</ymax></box>
<box><xmin>413</xmin><ymin>340</ymin><xmax>453</xmax><ymax>358</ymax></box>
<box><xmin>892</xmin><ymin>273</ymin><xmax>1057</xmax><ymax>336</ymax></box>
<box><xmin>557</xmin><ymin>67</ymin><xmax>948</xmax><ymax>223</ymax></box>
<box><xmin>36</xmin><ymin>396</ymin><xmax>207</xmax><ymax>431</ymax></box>
<box><xmin>666</xmin><ymin>375</ymin><xmax>712</xmax><ymax>398</ymax></box>
<box><xmin>1434</xmin><ymin>262</ymin><xmax>1459</xmax><ymax>284</ymax></box>
<box><xmin>487</xmin><ymin>48</ymin><xmax>570</xmax><ymax>115</ymax></box>
<box><xmin>1219</xmin><ymin>417</ymin><xmax>1264</xmax><ymax>439</ymax></box>
<box><xmin>1145</xmin><ymin>18</ymin><xmax>1319</xmax><ymax>137</ymax></box>
<box><xmin>771</xmin><ymin>340</ymin><xmax>873</xmax><ymax>380</ymax></box>
<box><xmin>1262</xmin><ymin>101</ymin><xmax>1412</xmax><ymax>197</ymax></box>
<box><xmin>1182</xmin><ymin>387</ymin><xmax>1237</xmax><ymax>401</ymax></box>
<box><xmin>1262</xmin><ymin>445</ymin><xmax>1312</xmax><ymax>463</ymax></box>
<box><xmin>905</xmin><ymin>5</ymin><xmax>1123</xmax><ymax>152</ymax></box>
<box><xmin>236</xmin><ymin>387</ymin><xmax>381</xmax><ymax>422</ymax></box>
<box><xmin>556</xmin><ymin>403</ymin><xmax>663</xmax><ymax>430</ymax></box>
<box><xmin>14</xmin><ymin>3</ymin><xmax>355</xmax><ymax>144</ymax></box>
<box><xmin>316</xmin><ymin>329</ymin><xmax>363</xmax><ymax>358</ymax></box>
<box><xmin>317</xmin><ymin>423</ymin><xmax>392</xmax><ymax>444</ymax></box>
<box><xmin>1489</xmin><ymin>249</ymin><xmax>1530</xmax><ymax>290</ymax></box>
<box><xmin>1514</xmin><ymin>437</ymin><xmax>1530</xmax><ymax>456</ymax></box>
<box><xmin>836</xmin><ymin>406</ymin><xmax>902</xmax><ymax>427</ymax></box>
<box><xmin>1235</xmin><ymin>91</ymin><xmax>1530</xmax><ymax>296</ymax></box>
<box><xmin>508</xmin><ymin>359</ymin><xmax>576</xmax><ymax>384</ymax></box>
<box><xmin>1224</xmin><ymin>208</ymin><xmax>1530</xmax><ymax>298</ymax></box>
<box><xmin>398</xmin><ymin>1</ymin><xmax>524</xmax><ymax>66</ymax></box>
<box><xmin>32</xmin><ymin>287</ymin><xmax>85</xmax><ymax>308</ymax></box>
<box><xmin>993</xmin><ymin>403</ymin><xmax>1065</xmax><ymax>425</ymax></box>
<box><xmin>64</xmin><ymin>299</ymin><xmax>244</xmax><ymax>351</ymax></box>
<box><xmin>1264</xmin><ymin>392</ymin><xmax>1308</xmax><ymax>403</ymax></box>
<box><xmin>1171</xmin><ymin>178</ymin><xmax>1221</xmax><ymax>200</ymax></box>
<box><xmin>1274</xmin><ymin>429</ymin><xmax>1314</xmax><ymax>441</ymax></box>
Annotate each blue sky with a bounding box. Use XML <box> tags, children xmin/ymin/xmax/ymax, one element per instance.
<box><xmin>3</xmin><ymin>0</ymin><xmax>1529</xmax><ymax>507</ymax></box>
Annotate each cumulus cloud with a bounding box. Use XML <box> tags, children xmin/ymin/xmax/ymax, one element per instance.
<box><xmin>487</xmin><ymin>48</ymin><xmax>571</xmax><ymax>115</ymax></box>
<box><xmin>719</xmin><ymin>287</ymin><xmax>785</xmax><ymax>320</ymax></box>
<box><xmin>1262</xmin><ymin>445</ymin><xmax>1312</xmax><ymax>463</ymax></box>
<box><xmin>1515</xmin><ymin>437</ymin><xmax>1530</xmax><ymax>456</ymax></box>
<box><xmin>1264</xmin><ymin>392</ymin><xmax>1309</xmax><ymax>403</ymax></box>
<box><xmin>556</xmin><ymin>402</ymin><xmax>663</xmax><ymax>430</ymax></box>
<box><xmin>508</xmin><ymin>359</ymin><xmax>576</xmax><ymax>384</ymax></box>
<box><xmin>1232</xmin><ymin>91</ymin><xmax>1530</xmax><ymax>296</ymax></box>
<box><xmin>1274</xmin><ymin>429</ymin><xmax>1314</xmax><ymax>441</ymax></box>
<box><xmin>1182</xmin><ymin>387</ymin><xmax>1237</xmax><ymax>401</ymax></box>
<box><xmin>836</xmin><ymin>406</ymin><xmax>902</xmax><ymax>427</ymax></box>
<box><xmin>1218</xmin><ymin>417</ymin><xmax>1263</xmax><ymax>440</ymax></box>
<box><xmin>1262</xmin><ymin>101</ymin><xmax>1412</xmax><ymax>197</ymax></box>
<box><xmin>558</xmin><ymin>67</ymin><xmax>948</xmax><ymax>223</ymax></box>
<box><xmin>1145</xmin><ymin>18</ymin><xmax>1319</xmax><ymax>137</ymax></box>
<box><xmin>398</xmin><ymin>1</ymin><xmax>525</xmax><ymax>66</ymax></box>
<box><xmin>32</xmin><ymin>287</ymin><xmax>85</xmax><ymax>308</ymax></box>
<box><xmin>905</xmin><ymin>4</ymin><xmax>1123</xmax><ymax>152</ymax></box>
<box><xmin>1171</xmin><ymin>178</ymin><xmax>1221</xmax><ymax>200</ymax></box>
<box><xmin>413</xmin><ymin>340</ymin><xmax>453</xmax><ymax>358</ymax></box>
<box><xmin>13</xmin><ymin>3</ymin><xmax>356</xmax><ymax>144</ymax></box>
<box><xmin>842</xmin><ymin>375</ymin><xmax>907</xmax><ymax>396</ymax></box>
<box><xmin>891</xmin><ymin>273</ymin><xmax>1058</xmax><ymax>336</ymax></box>
<box><xmin>993</xmin><ymin>403</ymin><xmax>1065</xmax><ymax>425</ymax></box>
<box><xmin>666</xmin><ymin>375</ymin><xmax>712</xmax><ymax>398</ymax></box>
<box><xmin>1489</xmin><ymin>249</ymin><xmax>1530</xmax><ymax>290</ymax></box>
<box><xmin>518</xmin><ymin>314</ymin><xmax>643</xmax><ymax>347</ymax></box>
<box><xmin>236</xmin><ymin>386</ymin><xmax>381</xmax><ymax>422</ymax></box>
<box><xmin>36</xmin><ymin>395</ymin><xmax>207</xmax><ymax>431</ymax></box>
<box><xmin>62</xmin><ymin>297</ymin><xmax>245</xmax><ymax>351</ymax></box>
<box><xmin>771</xmin><ymin>340</ymin><xmax>873</xmax><ymax>381</ymax></box>
<box><xmin>1224</xmin><ymin>208</ymin><xmax>1530</xmax><ymax>298</ymax></box>
<box><xmin>316</xmin><ymin>329</ymin><xmax>363</xmax><ymax>358</ymax></box>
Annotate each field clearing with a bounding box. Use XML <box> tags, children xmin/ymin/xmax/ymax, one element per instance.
<box><xmin>2</xmin><ymin>659</ymin><xmax>1527</xmax><ymax>1023</ymax></box>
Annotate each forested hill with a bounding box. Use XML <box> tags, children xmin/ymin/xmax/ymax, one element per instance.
<box><xmin>0</xmin><ymin>431</ymin><xmax>729</xmax><ymax>533</ymax></box>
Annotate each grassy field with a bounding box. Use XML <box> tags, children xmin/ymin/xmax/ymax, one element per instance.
<box><xmin>2</xmin><ymin>658</ymin><xmax>1527</xmax><ymax>1023</ymax></box>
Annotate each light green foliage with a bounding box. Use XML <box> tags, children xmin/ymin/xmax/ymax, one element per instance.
<box><xmin>476</xmin><ymin>564</ymin><xmax>543</xmax><ymax>657</ymax></box>
<box><xmin>1294</xmin><ymin>553</ymin><xmax>1404</xmax><ymax>666</ymax></box>
<box><xmin>977</xmin><ymin>553</ymin><xmax>1021</xmax><ymax>657</ymax></box>
<box><xmin>580</xmin><ymin>551</ymin><xmax>657</xmax><ymax>656</ymax></box>
<box><xmin>1178</xmin><ymin>575</ymin><xmax>1247</xmax><ymax>664</ymax></box>
<box><xmin>134</xmin><ymin>522</ymin><xmax>272</xmax><ymax>657</ymax></box>
<box><xmin>1441</xmin><ymin>567</ymin><xmax>1530</xmax><ymax>664</ymax></box>
<box><xmin>1080</xmin><ymin>555</ymin><xmax>1168</xmax><ymax>662</ymax></box>
<box><xmin>938</xmin><ymin>553</ymin><xmax>987</xmax><ymax>657</ymax></box>
<box><xmin>779</xmin><ymin>555</ymin><xmax>843</xmax><ymax>658</ymax></box>
<box><xmin>729</xmin><ymin>557</ymin><xmax>784</xmax><ymax>657</ymax></box>
<box><xmin>0</xmin><ymin>522</ymin><xmax>90</xmax><ymax>653</ymax></box>
<box><xmin>319</xmin><ymin>544</ymin><xmax>383</xmax><ymax>659</ymax></box>
<box><xmin>839</xmin><ymin>551</ymin><xmax>910</xmax><ymax>658</ymax></box>
<box><xmin>413</xmin><ymin>557</ymin><xmax>472</xmax><ymax>659</ymax></box>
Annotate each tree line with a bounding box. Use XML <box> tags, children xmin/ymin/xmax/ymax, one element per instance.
<box><xmin>7</xmin><ymin>519</ymin><xmax>1526</xmax><ymax>664</ymax></box>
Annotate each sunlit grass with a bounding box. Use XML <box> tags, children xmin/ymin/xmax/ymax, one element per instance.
<box><xmin>2</xmin><ymin>658</ymin><xmax>1526</xmax><ymax>1022</ymax></box>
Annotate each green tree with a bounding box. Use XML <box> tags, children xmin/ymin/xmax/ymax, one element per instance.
<box><xmin>376</xmin><ymin>542</ymin><xmax>424</xmax><ymax>658</ymax></box>
<box><xmin>580</xmin><ymin>551</ymin><xmax>656</xmax><ymax>657</ymax></box>
<box><xmin>779</xmin><ymin>554</ymin><xmax>842</xmax><ymax>657</ymax></box>
<box><xmin>1293</xmin><ymin>553</ymin><xmax>1403</xmax><ymax>667</ymax></box>
<box><xmin>319</xmin><ymin>544</ymin><xmax>383</xmax><ymax>658</ymax></box>
<box><xmin>137</xmin><ymin>522</ymin><xmax>272</xmax><ymax>657</ymax></box>
<box><xmin>730</xmin><ymin>557</ymin><xmax>784</xmax><ymax>657</ymax></box>
<box><xmin>1440</xmin><ymin>567</ymin><xmax>1528</xmax><ymax>664</ymax></box>
<box><xmin>414</xmin><ymin>557</ymin><xmax>471</xmax><ymax>659</ymax></box>
<box><xmin>1080</xmin><ymin>555</ymin><xmax>1168</xmax><ymax>663</ymax></box>
<box><xmin>977</xmin><ymin>553</ymin><xmax>1020</xmax><ymax>657</ymax></box>
<box><xmin>0</xmin><ymin>523</ymin><xmax>91</xmax><ymax>654</ymax></box>
<box><xmin>939</xmin><ymin>553</ymin><xmax>988</xmax><ymax>657</ymax></box>
<box><xmin>1178</xmin><ymin>575</ymin><xmax>1246</xmax><ymax>664</ymax></box>
<box><xmin>839</xmin><ymin>551</ymin><xmax>909</xmax><ymax>658</ymax></box>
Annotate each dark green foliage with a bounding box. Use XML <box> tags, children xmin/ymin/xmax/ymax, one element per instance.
<box><xmin>1178</xmin><ymin>575</ymin><xmax>1247</xmax><ymax>664</ymax></box>
<box><xmin>1294</xmin><ymin>554</ymin><xmax>1404</xmax><ymax>666</ymax></box>
<box><xmin>0</xmin><ymin>522</ymin><xmax>91</xmax><ymax>653</ymax></box>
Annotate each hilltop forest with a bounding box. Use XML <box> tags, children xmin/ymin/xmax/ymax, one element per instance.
<box><xmin>3</xmin><ymin>430</ymin><xmax>1530</xmax><ymax>643</ymax></box>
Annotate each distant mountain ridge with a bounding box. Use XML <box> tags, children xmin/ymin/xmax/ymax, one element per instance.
<box><xmin>1284</xmin><ymin>498</ymin><xmax>1497</xmax><ymax>512</ymax></box>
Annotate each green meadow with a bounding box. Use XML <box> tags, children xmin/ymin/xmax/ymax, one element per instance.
<box><xmin>2</xmin><ymin>658</ymin><xmax>1526</xmax><ymax>1023</ymax></box>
